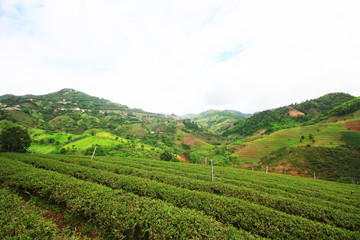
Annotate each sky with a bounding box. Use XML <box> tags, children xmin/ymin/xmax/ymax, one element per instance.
<box><xmin>0</xmin><ymin>0</ymin><xmax>359</xmax><ymax>115</ymax></box>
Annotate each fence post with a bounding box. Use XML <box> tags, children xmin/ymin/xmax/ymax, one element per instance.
<box><xmin>91</xmin><ymin>147</ymin><xmax>97</xmax><ymax>160</ymax></box>
<box><xmin>266</xmin><ymin>166</ymin><xmax>269</xmax><ymax>174</ymax></box>
<box><xmin>211</xmin><ymin>160</ymin><xmax>214</xmax><ymax>182</ymax></box>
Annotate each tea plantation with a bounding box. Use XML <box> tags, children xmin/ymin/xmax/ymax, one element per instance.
<box><xmin>1</xmin><ymin>153</ymin><xmax>359</xmax><ymax>239</ymax></box>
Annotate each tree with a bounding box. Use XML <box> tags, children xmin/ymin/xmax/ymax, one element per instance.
<box><xmin>0</xmin><ymin>126</ymin><xmax>31</xmax><ymax>152</ymax></box>
<box><xmin>160</xmin><ymin>151</ymin><xmax>177</xmax><ymax>162</ymax></box>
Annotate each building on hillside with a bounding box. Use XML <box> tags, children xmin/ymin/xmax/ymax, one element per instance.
<box><xmin>152</xmin><ymin>125</ymin><xmax>160</xmax><ymax>131</ymax></box>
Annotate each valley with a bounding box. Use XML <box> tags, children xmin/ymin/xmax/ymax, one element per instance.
<box><xmin>0</xmin><ymin>89</ymin><xmax>359</xmax><ymax>183</ymax></box>
<box><xmin>1</xmin><ymin>89</ymin><xmax>360</xmax><ymax>239</ymax></box>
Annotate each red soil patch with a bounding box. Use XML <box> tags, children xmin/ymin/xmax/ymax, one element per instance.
<box><xmin>183</xmin><ymin>136</ymin><xmax>201</xmax><ymax>146</ymax></box>
<box><xmin>286</xmin><ymin>106</ymin><xmax>305</xmax><ymax>117</ymax></box>
<box><xmin>241</xmin><ymin>162</ymin><xmax>257</xmax><ymax>169</ymax></box>
<box><xmin>326</xmin><ymin>117</ymin><xmax>352</xmax><ymax>123</ymax></box>
<box><xmin>344</xmin><ymin>120</ymin><xmax>360</xmax><ymax>132</ymax></box>
<box><xmin>254</xmin><ymin>129</ymin><xmax>266</xmax><ymax>134</ymax></box>
<box><xmin>231</xmin><ymin>144</ymin><xmax>246</xmax><ymax>153</ymax></box>
<box><xmin>176</xmin><ymin>154</ymin><xmax>188</xmax><ymax>163</ymax></box>
<box><xmin>269</xmin><ymin>164</ymin><xmax>302</xmax><ymax>177</ymax></box>
<box><xmin>42</xmin><ymin>207</ymin><xmax>101</xmax><ymax>239</ymax></box>
<box><xmin>176</xmin><ymin>121</ymin><xmax>185</xmax><ymax>127</ymax></box>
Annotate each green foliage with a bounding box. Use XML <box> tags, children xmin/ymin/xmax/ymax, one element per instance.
<box><xmin>295</xmin><ymin>92</ymin><xmax>354</xmax><ymax>115</ymax></box>
<box><xmin>325</xmin><ymin>97</ymin><xmax>360</xmax><ymax>117</ymax></box>
<box><xmin>0</xmin><ymin>188</ymin><xmax>57</xmax><ymax>239</ymax></box>
<box><xmin>224</xmin><ymin>93</ymin><xmax>355</xmax><ymax>137</ymax></box>
<box><xmin>0</xmin><ymin>156</ymin><xmax>249</xmax><ymax>239</ymax></box>
<box><xmin>0</xmin><ymin>126</ymin><xmax>31</xmax><ymax>152</ymax></box>
<box><xmin>187</xmin><ymin>109</ymin><xmax>250</xmax><ymax>133</ymax></box>
<box><xmin>183</xmin><ymin>119</ymin><xmax>199</xmax><ymax>131</ymax></box>
<box><xmin>84</xmin><ymin>145</ymin><xmax>107</xmax><ymax>156</ymax></box>
<box><xmin>2</xmin><ymin>153</ymin><xmax>360</xmax><ymax>239</ymax></box>
<box><xmin>341</xmin><ymin>132</ymin><xmax>360</xmax><ymax>150</ymax></box>
<box><xmin>261</xmin><ymin>146</ymin><xmax>360</xmax><ymax>182</ymax></box>
<box><xmin>160</xmin><ymin>151</ymin><xmax>178</xmax><ymax>162</ymax></box>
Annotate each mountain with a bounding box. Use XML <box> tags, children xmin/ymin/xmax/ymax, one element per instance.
<box><xmin>185</xmin><ymin>109</ymin><xmax>251</xmax><ymax>133</ymax></box>
<box><xmin>223</xmin><ymin>92</ymin><xmax>356</xmax><ymax>137</ymax></box>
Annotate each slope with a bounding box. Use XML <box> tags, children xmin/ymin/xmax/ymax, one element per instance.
<box><xmin>223</xmin><ymin>92</ymin><xmax>355</xmax><ymax>137</ymax></box>
<box><xmin>185</xmin><ymin>109</ymin><xmax>250</xmax><ymax>133</ymax></box>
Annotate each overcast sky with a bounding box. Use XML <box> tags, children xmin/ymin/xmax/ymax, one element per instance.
<box><xmin>1</xmin><ymin>0</ymin><xmax>359</xmax><ymax>115</ymax></box>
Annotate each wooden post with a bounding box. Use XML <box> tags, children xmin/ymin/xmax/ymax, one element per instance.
<box><xmin>266</xmin><ymin>166</ymin><xmax>269</xmax><ymax>174</ymax></box>
<box><xmin>211</xmin><ymin>160</ymin><xmax>214</xmax><ymax>182</ymax></box>
<box><xmin>91</xmin><ymin>147</ymin><xmax>97</xmax><ymax>160</ymax></box>
<box><xmin>314</xmin><ymin>172</ymin><xmax>316</xmax><ymax>179</ymax></box>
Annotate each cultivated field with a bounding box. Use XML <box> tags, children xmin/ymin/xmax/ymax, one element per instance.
<box><xmin>1</xmin><ymin>153</ymin><xmax>359</xmax><ymax>239</ymax></box>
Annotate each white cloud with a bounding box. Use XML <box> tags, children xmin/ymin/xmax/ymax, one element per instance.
<box><xmin>0</xmin><ymin>0</ymin><xmax>359</xmax><ymax>115</ymax></box>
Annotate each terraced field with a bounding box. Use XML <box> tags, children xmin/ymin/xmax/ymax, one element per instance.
<box><xmin>234</xmin><ymin>119</ymin><xmax>358</xmax><ymax>163</ymax></box>
<box><xmin>1</xmin><ymin>153</ymin><xmax>359</xmax><ymax>239</ymax></box>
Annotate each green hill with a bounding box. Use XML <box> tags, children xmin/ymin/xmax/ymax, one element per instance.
<box><xmin>185</xmin><ymin>109</ymin><xmax>250</xmax><ymax>133</ymax></box>
<box><xmin>223</xmin><ymin>92</ymin><xmax>355</xmax><ymax>137</ymax></box>
<box><xmin>231</xmin><ymin>116</ymin><xmax>360</xmax><ymax>182</ymax></box>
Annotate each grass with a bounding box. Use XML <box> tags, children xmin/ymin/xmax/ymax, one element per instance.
<box><xmin>234</xmin><ymin>120</ymin><xmax>358</xmax><ymax>163</ymax></box>
<box><xmin>29</xmin><ymin>129</ymin><xmax>157</xmax><ymax>154</ymax></box>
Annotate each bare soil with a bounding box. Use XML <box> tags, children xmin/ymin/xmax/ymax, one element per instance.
<box><xmin>344</xmin><ymin>120</ymin><xmax>360</xmax><ymax>132</ymax></box>
<box><xmin>176</xmin><ymin>155</ymin><xmax>188</xmax><ymax>163</ymax></box>
<box><xmin>41</xmin><ymin>206</ymin><xmax>101</xmax><ymax>239</ymax></box>
<box><xmin>241</xmin><ymin>162</ymin><xmax>257</xmax><ymax>169</ymax></box>
<box><xmin>287</xmin><ymin>106</ymin><xmax>305</xmax><ymax>117</ymax></box>
<box><xmin>183</xmin><ymin>136</ymin><xmax>201</xmax><ymax>146</ymax></box>
<box><xmin>254</xmin><ymin>129</ymin><xmax>266</xmax><ymax>134</ymax></box>
<box><xmin>326</xmin><ymin>117</ymin><xmax>352</xmax><ymax>123</ymax></box>
<box><xmin>176</xmin><ymin>121</ymin><xmax>185</xmax><ymax>127</ymax></box>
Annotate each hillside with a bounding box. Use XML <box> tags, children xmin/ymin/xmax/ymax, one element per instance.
<box><xmin>185</xmin><ymin>109</ymin><xmax>250</xmax><ymax>133</ymax></box>
<box><xmin>1</xmin><ymin>89</ymin><xmax>359</xmax><ymax>183</ymax></box>
<box><xmin>1</xmin><ymin>153</ymin><xmax>359</xmax><ymax>239</ymax></box>
<box><xmin>229</xmin><ymin>114</ymin><xmax>360</xmax><ymax>183</ymax></box>
<box><xmin>0</xmin><ymin>89</ymin><xmax>228</xmax><ymax>165</ymax></box>
<box><xmin>223</xmin><ymin>92</ymin><xmax>355</xmax><ymax>137</ymax></box>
